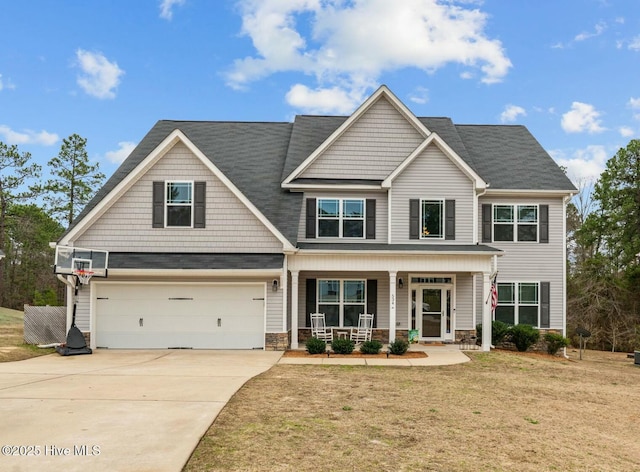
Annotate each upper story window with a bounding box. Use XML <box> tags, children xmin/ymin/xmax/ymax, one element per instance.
<box><xmin>421</xmin><ymin>200</ymin><xmax>444</xmax><ymax>239</ymax></box>
<box><xmin>318</xmin><ymin>198</ymin><xmax>365</xmax><ymax>238</ymax></box>
<box><xmin>493</xmin><ymin>204</ymin><xmax>538</xmax><ymax>242</ymax></box>
<box><xmin>166</xmin><ymin>181</ymin><xmax>193</xmax><ymax>227</ymax></box>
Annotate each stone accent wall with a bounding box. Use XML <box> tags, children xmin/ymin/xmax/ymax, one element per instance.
<box><xmin>265</xmin><ymin>332</ymin><xmax>289</xmax><ymax>351</ymax></box>
<box><xmin>298</xmin><ymin>328</ymin><xmax>392</xmax><ymax>345</ymax></box>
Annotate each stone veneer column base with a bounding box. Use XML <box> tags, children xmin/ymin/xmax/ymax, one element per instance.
<box><xmin>265</xmin><ymin>332</ymin><xmax>290</xmax><ymax>351</ymax></box>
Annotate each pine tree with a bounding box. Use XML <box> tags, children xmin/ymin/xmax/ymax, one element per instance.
<box><xmin>44</xmin><ymin>134</ymin><xmax>105</xmax><ymax>226</ymax></box>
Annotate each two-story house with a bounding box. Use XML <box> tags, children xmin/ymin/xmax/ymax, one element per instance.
<box><xmin>55</xmin><ymin>86</ymin><xmax>576</xmax><ymax>352</ymax></box>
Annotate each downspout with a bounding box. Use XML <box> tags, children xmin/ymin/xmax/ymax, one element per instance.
<box><xmin>562</xmin><ymin>194</ymin><xmax>572</xmax><ymax>359</ymax></box>
<box><xmin>57</xmin><ymin>274</ymin><xmax>75</xmax><ymax>332</ymax></box>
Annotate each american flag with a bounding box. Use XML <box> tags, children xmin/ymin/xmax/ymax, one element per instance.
<box><xmin>490</xmin><ymin>274</ymin><xmax>498</xmax><ymax>314</ymax></box>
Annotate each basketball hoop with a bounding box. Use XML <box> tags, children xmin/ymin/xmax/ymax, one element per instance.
<box><xmin>74</xmin><ymin>269</ymin><xmax>94</xmax><ymax>285</ymax></box>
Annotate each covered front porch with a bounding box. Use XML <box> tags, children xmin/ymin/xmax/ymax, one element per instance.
<box><xmin>286</xmin><ymin>245</ymin><xmax>501</xmax><ymax>351</ymax></box>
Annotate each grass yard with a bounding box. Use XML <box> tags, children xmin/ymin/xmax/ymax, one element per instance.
<box><xmin>0</xmin><ymin>307</ymin><xmax>55</xmax><ymax>362</ymax></box>
<box><xmin>185</xmin><ymin>349</ymin><xmax>640</xmax><ymax>472</ymax></box>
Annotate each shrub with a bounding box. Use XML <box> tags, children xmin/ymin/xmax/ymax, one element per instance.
<box><xmin>476</xmin><ymin>320</ymin><xmax>511</xmax><ymax>346</ymax></box>
<box><xmin>388</xmin><ymin>338</ymin><xmax>409</xmax><ymax>355</ymax></box>
<box><xmin>510</xmin><ymin>324</ymin><xmax>540</xmax><ymax>352</ymax></box>
<box><xmin>360</xmin><ymin>339</ymin><xmax>383</xmax><ymax>354</ymax></box>
<box><xmin>331</xmin><ymin>338</ymin><xmax>355</xmax><ymax>354</ymax></box>
<box><xmin>306</xmin><ymin>337</ymin><xmax>326</xmax><ymax>354</ymax></box>
<box><xmin>544</xmin><ymin>333</ymin><xmax>570</xmax><ymax>355</ymax></box>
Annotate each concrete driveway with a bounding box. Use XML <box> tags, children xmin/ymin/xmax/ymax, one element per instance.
<box><xmin>0</xmin><ymin>349</ymin><xmax>282</xmax><ymax>472</ymax></box>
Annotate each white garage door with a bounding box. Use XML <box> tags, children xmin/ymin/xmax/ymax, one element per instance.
<box><xmin>95</xmin><ymin>283</ymin><xmax>265</xmax><ymax>349</ymax></box>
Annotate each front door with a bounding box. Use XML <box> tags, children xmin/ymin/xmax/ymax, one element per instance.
<box><xmin>417</xmin><ymin>287</ymin><xmax>452</xmax><ymax>340</ymax></box>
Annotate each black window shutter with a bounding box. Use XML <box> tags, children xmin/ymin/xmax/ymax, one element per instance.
<box><xmin>482</xmin><ymin>204</ymin><xmax>492</xmax><ymax>242</ymax></box>
<box><xmin>409</xmin><ymin>199</ymin><xmax>420</xmax><ymax>239</ymax></box>
<box><xmin>367</xmin><ymin>279</ymin><xmax>377</xmax><ymax>328</ymax></box>
<box><xmin>445</xmin><ymin>200</ymin><xmax>455</xmax><ymax>240</ymax></box>
<box><xmin>194</xmin><ymin>181</ymin><xmax>206</xmax><ymax>228</ymax></box>
<box><xmin>539</xmin><ymin>205</ymin><xmax>549</xmax><ymax>243</ymax></box>
<box><xmin>152</xmin><ymin>181</ymin><xmax>164</xmax><ymax>228</ymax></box>
<box><xmin>305</xmin><ymin>278</ymin><xmax>316</xmax><ymax>328</ymax></box>
<box><xmin>305</xmin><ymin>198</ymin><xmax>316</xmax><ymax>239</ymax></box>
<box><xmin>540</xmin><ymin>282</ymin><xmax>550</xmax><ymax>328</ymax></box>
<box><xmin>366</xmin><ymin>199</ymin><xmax>376</xmax><ymax>239</ymax></box>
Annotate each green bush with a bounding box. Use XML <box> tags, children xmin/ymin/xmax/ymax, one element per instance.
<box><xmin>388</xmin><ymin>338</ymin><xmax>409</xmax><ymax>355</ymax></box>
<box><xmin>305</xmin><ymin>337</ymin><xmax>326</xmax><ymax>354</ymax></box>
<box><xmin>331</xmin><ymin>338</ymin><xmax>355</xmax><ymax>354</ymax></box>
<box><xmin>544</xmin><ymin>333</ymin><xmax>570</xmax><ymax>355</ymax></box>
<box><xmin>476</xmin><ymin>320</ymin><xmax>511</xmax><ymax>346</ymax></box>
<box><xmin>510</xmin><ymin>324</ymin><xmax>540</xmax><ymax>352</ymax></box>
<box><xmin>359</xmin><ymin>339</ymin><xmax>383</xmax><ymax>354</ymax></box>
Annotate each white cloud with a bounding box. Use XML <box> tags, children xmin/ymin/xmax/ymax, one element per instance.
<box><xmin>104</xmin><ymin>141</ymin><xmax>137</xmax><ymax>164</ymax></box>
<box><xmin>75</xmin><ymin>49</ymin><xmax>124</xmax><ymax>99</ymax></box>
<box><xmin>574</xmin><ymin>22</ymin><xmax>606</xmax><ymax>41</ymax></box>
<box><xmin>228</xmin><ymin>0</ymin><xmax>512</xmax><ymax>113</ymax></box>
<box><xmin>0</xmin><ymin>73</ymin><xmax>16</xmax><ymax>91</ymax></box>
<box><xmin>159</xmin><ymin>0</ymin><xmax>185</xmax><ymax>20</ymax></box>
<box><xmin>409</xmin><ymin>87</ymin><xmax>429</xmax><ymax>105</ymax></box>
<box><xmin>0</xmin><ymin>125</ymin><xmax>59</xmax><ymax>146</ymax></box>
<box><xmin>629</xmin><ymin>97</ymin><xmax>640</xmax><ymax>109</ymax></box>
<box><xmin>551</xmin><ymin>145</ymin><xmax>609</xmax><ymax>183</ymax></box>
<box><xmin>619</xmin><ymin>126</ymin><xmax>634</xmax><ymax>137</ymax></box>
<box><xmin>629</xmin><ymin>36</ymin><xmax>640</xmax><ymax>51</ymax></box>
<box><xmin>561</xmin><ymin>102</ymin><xmax>605</xmax><ymax>134</ymax></box>
<box><xmin>500</xmin><ymin>104</ymin><xmax>526</xmax><ymax>123</ymax></box>
<box><xmin>285</xmin><ymin>84</ymin><xmax>364</xmax><ymax>115</ymax></box>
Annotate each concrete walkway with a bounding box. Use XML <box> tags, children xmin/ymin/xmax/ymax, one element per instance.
<box><xmin>0</xmin><ymin>350</ymin><xmax>282</xmax><ymax>472</ymax></box>
<box><xmin>278</xmin><ymin>344</ymin><xmax>472</xmax><ymax>366</ymax></box>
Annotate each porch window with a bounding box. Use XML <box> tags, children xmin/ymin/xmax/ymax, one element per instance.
<box><xmin>318</xmin><ymin>199</ymin><xmax>365</xmax><ymax>238</ymax></box>
<box><xmin>495</xmin><ymin>282</ymin><xmax>539</xmax><ymax>326</ymax></box>
<box><xmin>318</xmin><ymin>279</ymin><xmax>366</xmax><ymax>327</ymax></box>
<box><xmin>421</xmin><ymin>200</ymin><xmax>444</xmax><ymax>239</ymax></box>
<box><xmin>493</xmin><ymin>204</ymin><xmax>538</xmax><ymax>242</ymax></box>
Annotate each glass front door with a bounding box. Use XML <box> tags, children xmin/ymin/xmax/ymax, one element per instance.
<box><xmin>421</xmin><ymin>288</ymin><xmax>442</xmax><ymax>337</ymax></box>
<box><xmin>415</xmin><ymin>286</ymin><xmax>452</xmax><ymax>340</ymax></box>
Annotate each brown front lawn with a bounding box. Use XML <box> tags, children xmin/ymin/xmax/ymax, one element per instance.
<box><xmin>185</xmin><ymin>349</ymin><xmax>640</xmax><ymax>472</ymax></box>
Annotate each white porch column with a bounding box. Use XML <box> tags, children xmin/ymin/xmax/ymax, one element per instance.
<box><xmin>290</xmin><ymin>271</ymin><xmax>299</xmax><ymax>349</ymax></box>
<box><xmin>481</xmin><ymin>271</ymin><xmax>492</xmax><ymax>352</ymax></box>
<box><xmin>389</xmin><ymin>271</ymin><xmax>397</xmax><ymax>342</ymax></box>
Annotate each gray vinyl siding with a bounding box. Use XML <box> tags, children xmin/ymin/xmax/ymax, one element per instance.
<box><xmin>390</xmin><ymin>144</ymin><xmax>475</xmax><ymax>243</ymax></box>
<box><xmin>298</xmin><ymin>192</ymin><xmax>388</xmax><ymax>243</ymax></box>
<box><xmin>298</xmin><ymin>272</ymin><xmax>390</xmax><ymax>329</ymax></box>
<box><xmin>299</xmin><ymin>97</ymin><xmax>424</xmax><ymax>180</ymax></box>
<box><xmin>74</xmin><ymin>142</ymin><xmax>282</xmax><ymax>252</ymax></box>
<box><xmin>76</xmin><ymin>287</ymin><xmax>90</xmax><ymax>331</ymax></box>
<box><xmin>478</xmin><ymin>196</ymin><xmax>566</xmax><ymax>329</ymax></box>
<box><xmin>455</xmin><ymin>274</ymin><xmax>474</xmax><ymax>330</ymax></box>
<box><xmin>266</xmin><ymin>284</ymin><xmax>283</xmax><ymax>332</ymax></box>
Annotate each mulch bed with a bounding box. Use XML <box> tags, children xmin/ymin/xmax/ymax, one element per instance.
<box><xmin>283</xmin><ymin>350</ymin><xmax>427</xmax><ymax>359</ymax></box>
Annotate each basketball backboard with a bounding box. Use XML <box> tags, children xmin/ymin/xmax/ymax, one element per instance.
<box><xmin>54</xmin><ymin>246</ymin><xmax>109</xmax><ymax>278</ymax></box>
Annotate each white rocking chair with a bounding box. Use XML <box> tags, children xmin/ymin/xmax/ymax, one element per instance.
<box><xmin>310</xmin><ymin>313</ymin><xmax>333</xmax><ymax>342</ymax></box>
<box><xmin>350</xmin><ymin>313</ymin><xmax>374</xmax><ymax>343</ymax></box>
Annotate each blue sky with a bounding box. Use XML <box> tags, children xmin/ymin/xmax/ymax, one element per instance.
<box><xmin>1</xmin><ymin>0</ymin><xmax>639</xmax><ymax>190</ymax></box>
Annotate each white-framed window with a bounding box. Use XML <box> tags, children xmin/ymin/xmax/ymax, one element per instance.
<box><xmin>317</xmin><ymin>279</ymin><xmax>366</xmax><ymax>327</ymax></box>
<box><xmin>317</xmin><ymin>199</ymin><xmax>365</xmax><ymax>238</ymax></box>
<box><xmin>421</xmin><ymin>199</ymin><xmax>444</xmax><ymax>239</ymax></box>
<box><xmin>493</xmin><ymin>204</ymin><xmax>538</xmax><ymax>242</ymax></box>
<box><xmin>166</xmin><ymin>181</ymin><xmax>193</xmax><ymax>227</ymax></box>
<box><xmin>495</xmin><ymin>282</ymin><xmax>539</xmax><ymax>326</ymax></box>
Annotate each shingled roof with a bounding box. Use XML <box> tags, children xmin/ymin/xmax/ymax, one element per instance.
<box><xmin>64</xmin><ymin>114</ymin><xmax>575</xmax><ymax>245</ymax></box>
